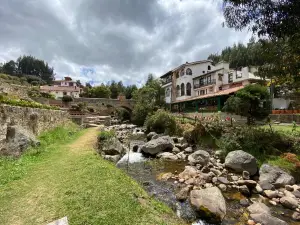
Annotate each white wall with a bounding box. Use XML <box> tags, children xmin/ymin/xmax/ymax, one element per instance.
<box><xmin>273</xmin><ymin>98</ymin><xmax>291</xmax><ymax>109</ymax></box>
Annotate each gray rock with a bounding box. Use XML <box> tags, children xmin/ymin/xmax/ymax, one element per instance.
<box><xmin>212</xmin><ymin>177</ymin><xmax>218</xmax><ymax>184</ymax></box>
<box><xmin>190</xmin><ymin>187</ymin><xmax>226</xmax><ymax>222</ymax></box>
<box><xmin>285</xmin><ymin>185</ymin><xmax>294</xmax><ymax>192</ymax></box>
<box><xmin>280</xmin><ymin>197</ymin><xmax>298</xmax><ymax>209</ymax></box>
<box><xmin>176</xmin><ymin>152</ymin><xmax>187</xmax><ymax>160</ymax></box>
<box><xmin>253</xmin><ymin>184</ymin><xmax>263</xmax><ymax>194</ymax></box>
<box><xmin>210</xmin><ymin>168</ymin><xmax>222</xmax><ymax>176</ymax></box>
<box><xmin>259</xmin><ymin>164</ymin><xmax>295</xmax><ymax>189</ymax></box>
<box><xmin>178</xmin><ymin>166</ymin><xmax>198</xmax><ymax>180</ymax></box>
<box><xmin>188</xmin><ymin>150</ymin><xmax>210</xmax><ymax>166</ymax></box>
<box><xmin>225</xmin><ymin>150</ymin><xmax>258</xmax><ymax>175</ymax></box>
<box><xmin>264</xmin><ymin>190</ymin><xmax>278</xmax><ymax>199</ymax></box>
<box><xmin>100</xmin><ymin>137</ymin><xmax>124</xmax><ymax>155</ymax></box>
<box><xmin>218</xmin><ymin>177</ymin><xmax>230</xmax><ymax>185</ymax></box>
<box><xmin>292</xmin><ymin>212</ymin><xmax>300</xmax><ymax>221</ymax></box>
<box><xmin>250</xmin><ymin>213</ymin><xmax>288</xmax><ymax>225</ymax></box>
<box><xmin>184</xmin><ymin>147</ymin><xmax>194</xmax><ymax>153</ymax></box>
<box><xmin>3</xmin><ymin>125</ymin><xmax>39</xmax><ymax>156</ymax></box>
<box><xmin>172</xmin><ymin>147</ymin><xmax>181</xmax><ymax>154</ymax></box>
<box><xmin>141</xmin><ymin>136</ymin><xmax>174</xmax><ymax>155</ymax></box>
<box><xmin>259</xmin><ymin>180</ymin><xmax>275</xmax><ymax>190</ymax></box>
<box><xmin>248</xmin><ymin>202</ymin><xmax>271</xmax><ymax>215</ymax></box>
<box><xmin>129</xmin><ymin>140</ymin><xmax>145</xmax><ymax>152</ymax></box>
<box><xmin>147</xmin><ymin>132</ymin><xmax>157</xmax><ymax>140</ymax></box>
<box><xmin>219</xmin><ymin>184</ymin><xmax>227</xmax><ymax>192</ymax></box>
<box><xmin>231</xmin><ymin>176</ymin><xmax>239</xmax><ymax>181</ymax></box>
<box><xmin>237</xmin><ymin>180</ymin><xmax>257</xmax><ymax>188</ymax></box>
<box><xmin>201</xmin><ymin>172</ymin><xmax>215</xmax><ymax>183</ymax></box>
<box><xmin>239</xmin><ymin>185</ymin><xmax>250</xmax><ymax>196</ymax></box>
<box><xmin>103</xmin><ymin>155</ymin><xmax>121</xmax><ymax>163</ymax></box>
<box><xmin>292</xmin><ymin>190</ymin><xmax>300</xmax><ymax>198</ymax></box>
<box><xmin>157</xmin><ymin>152</ymin><xmax>178</xmax><ymax>161</ymax></box>
<box><xmin>240</xmin><ymin>199</ymin><xmax>250</xmax><ymax>207</ymax></box>
<box><xmin>243</xmin><ymin>171</ymin><xmax>250</xmax><ymax>180</ymax></box>
<box><xmin>176</xmin><ymin>185</ymin><xmax>192</xmax><ymax>201</ymax></box>
<box><xmin>201</xmin><ymin>166</ymin><xmax>210</xmax><ymax>173</ymax></box>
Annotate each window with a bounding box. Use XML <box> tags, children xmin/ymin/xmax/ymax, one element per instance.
<box><xmin>203</xmin><ymin>71</ymin><xmax>205</xmax><ymax>74</ymax></box>
<box><xmin>180</xmin><ymin>69</ymin><xmax>184</xmax><ymax>76</ymax></box>
<box><xmin>208</xmin><ymin>65</ymin><xmax>211</xmax><ymax>70</ymax></box>
<box><xmin>63</xmin><ymin>91</ymin><xmax>67</xmax><ymax>95</ymax></box>
<box><xmin>176</xmin><ymin>72</ymin><xmax>179</xmax><ymax>78</ymax></box>
<box><xmin>200</xmin><ymin>78</ymin><xmax>204</xmax><ymax>85</ymax></box>
<box><xmin>186</xmin><ymin>83</ymin><xmax>191</xmax><ymax>96</ymax></box>
<box><xmin>207</xmin><ymin>75</ymin><xmax>211</xmax><ymax>84</ymax></box>
<box><xmin>186</xmin><ymin>68</ymin><xmax>192</xmax><ymax>75</ymax></box>
<box><xmin>218</xmin><ymin>73</ymin><xmax>223</xmax><ymax>81</ymax></box>
<box><xmin>200</xmin><ymin>90</ymin><xmax>205</xmax><ymax>95</ymax></box>
<box><xmin>205</xmin><ymin>89</ymin><xmax>207</xmax><ymax>94</ymax></box>
<box><xmin>165</xmin><ymin>88</ymin><xmax>170</xmax><ymax>97</ymax></box>
<box><xmin>219</xmin><ymin>86</ymin><xmax>222</xmax><ymax>91</ymax></box>
<box><xmin>236</xmin><ymin>72</ymin><xmax>243</xmax><ymax>79</ymax></box>
<box><xmin>176</xmin><ymin>85</ymin><xmax>180</xmax><ymax>97</ymax></box>
<box><xmin>181</xmin><ymin>83</ymin><xmax>185</xmax><ymax>96</ymax></box>
<box><xmin>228</xmin><ymin>73</ymin><xmax>233</xmax><ymax>83</ymax></box>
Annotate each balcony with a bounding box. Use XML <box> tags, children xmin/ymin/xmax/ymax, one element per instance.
<box><xmin>194</xmin><ymin>79</ymin><xmax>216</xmax><ymax>89</ymax></box>
<box><xmin>161</xmin><ymin>77</ymin><xmax>172</xmax><ymax>85</ymax></box>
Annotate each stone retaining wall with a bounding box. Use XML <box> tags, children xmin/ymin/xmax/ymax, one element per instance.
<box><xmin>0</xmin><ymin>82</ymin><xmax>30</xmax><ymax>99</ymax></box>
<box><xmin>0</xmin><ymin>104</ymin><xmax>69</xmax><ymax>150</ymax></box>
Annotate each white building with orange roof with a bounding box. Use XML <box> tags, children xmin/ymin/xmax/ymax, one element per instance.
<box><xmin>40</xmin><ymin>76</ymin><xmax>82</xmax><ymax>99</ymax></box>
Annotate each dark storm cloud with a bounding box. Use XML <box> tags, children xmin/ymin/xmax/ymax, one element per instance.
<box><xmin>0</xmin><ymin>0</ymin><xmax>250</xmax><ymax>85</ymax></box>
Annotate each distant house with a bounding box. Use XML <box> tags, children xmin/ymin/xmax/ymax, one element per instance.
<box><xmin>40</xmin><ymin>77</ymin><xmax>82</xmax><ymax>99</ymax></box>
<box><xmin>160</xmin><ymin>60</ymin><xmax>265</xmax><ymax>112</ymax></box>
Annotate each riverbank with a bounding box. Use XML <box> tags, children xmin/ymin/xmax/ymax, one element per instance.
<box><xmin>0</xmin><ymin>125</ymin><xmax>183</xmax><ymax>225</ymax></box>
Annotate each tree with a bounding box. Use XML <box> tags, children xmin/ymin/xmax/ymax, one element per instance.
<box><xmin>132</xmin><ymin>76</ymin><xmax>165</xmax><ymax>126</ymax></box>
<box><xmin>91</xmin><ymin>84</ymin><xmax>111</xmax><ymax>98</ymax></box>
<box><xmin>62</xmin><ymin>95</ymin><xmax>73</xmax><ymax>103</ymax></box>
<box><xmin>146</xmin><ymin>74</ymin><xmax>154</xmax><ymax>85</ymax></box>
<box><xmin>124</xmin><ymin>85</ymin><xmax>138</xmax><ymax>99</ymax></box>
<box><xmin>223</xmin><ymin>84</ymin><xmax>270</xmax><ymax>125</ymax></box>
<box><xmin>2</xmin><ymin>60</ymin><xmax>17</xmax><ymax>75</ymax></box>
<box><xmin>109</xmin><ymin>80</ymin><xmax>119</xmax><ymax>99</ymax></box>
<box><xmin>86</xmin><ymin>83</ymin><xmax>92</xmax><ymax>88</ymax></box>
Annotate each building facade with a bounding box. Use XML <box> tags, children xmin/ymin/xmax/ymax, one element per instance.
<box><xmin>40</xmin><ymin>77</ymin><xmax>82</xmax><ymax>99</ymax></box>
<box><xmin>160</xmin><ymin>60</ymin><xmax>264</xmax><ymax>113</ymax></box>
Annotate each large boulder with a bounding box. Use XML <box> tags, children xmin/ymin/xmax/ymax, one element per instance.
<box><xmin>2</xmin><ymin>125</ymin><xmax>39</xmax><ymax>156</ymax></box>
<box><xmin>100</xmin><ymin>137</ymin><xmax>124</xmax><ymax>155</ymax></box>
<box><xmin>248</xmin><ymin>202</ymin><xmax>270</xmax><ymax>215</ymax></box>
<box><xmin>178</xmin><ymin>166</ymin><xmax>198</xmax><ymax>180</ymax></box>
<box><xmin>146</xmin><ymin>132</ymin><xmax>157</xmax><ymax>141</ymax></box>
<box><xmin>188</xmin><ymin>150</ymin><xmax>210</xmax><ymax>166</ymax></box>
<box><xmin>225</xmin><ymin>150</ymin><xmax>258</xmax><ymax>175</ymax></box>
<box><xmin>190</xmin><ymin>187</ymin><xmax>226</xmax><ymax>223</ymax></box>
<box><xmin>141</xmin><ymin>136</ymin><xmax>174</xmax><ymax>155</ymax></box>
<box><xmin>259</xmin><ymin>164</ymin><xmax>295</xmax><ymax>189</ymax></box>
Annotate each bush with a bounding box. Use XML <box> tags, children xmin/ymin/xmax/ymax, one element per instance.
<box><xmin>116</xmin><ymin>108</ymin><xmax>131</xmax><ymax>121</ymax></box>
<box><xmin>0</xmin><ymin>95</ymin><xmax>59</xmax><ymax>110</ymax></box>
<box><xmin>62</xmin><ymin>95</ymin><xmax>73</xmax><ymax>102</ymax></box>
<box><xmin>31</xmin><ymin>81</ymin><xmax>39</xmax><ymax>86</ymax></box>
<box><xmin>98</xmin><ymin>130</ymin><xmax>115</xmax><ymax>141</ymax></box>
<box><xmin>145</xmin><ymin>110</ymin><xmax>177</xmax><ymax>135</ymax></box>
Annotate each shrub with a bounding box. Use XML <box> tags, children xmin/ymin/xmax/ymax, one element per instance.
<box><xmin>62</xmin><ymin>95</ymin><xmax>73</xmax><ymax>102</ymax></box>
<box><xmin>0</xmin><ymin>95</ymin><xmax>59</xmax><ymax>110</ymax></box>
<box><xmin>116</xmin><ymin>108</ymin><xmax>131</xmax><ymax>121</ymax></box>
<box><xmin>98</xmin><ymin>130</ymin><xmax>115</xmax><ymax>141</ymax></box>
<box><xmin>31</xmin><ymin>81</ymin><xmax>39</xmax><ymax>86</ymax></box>
<box><xmin>145</xmin><ymin>110</ymin><xmax>177</xmax><ymax>135</ymax></box>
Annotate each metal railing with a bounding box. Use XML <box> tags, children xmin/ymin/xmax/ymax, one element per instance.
<box><xmin>194</xmin><ymin>79</ymin><xmax>216</xmax><ymax>89</ymax></box>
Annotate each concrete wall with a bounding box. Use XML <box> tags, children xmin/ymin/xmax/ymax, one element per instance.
<box><xmin>273</xmin><ymin>98</ymin><xmax>291</xmax><ymax>109</ymax></box>
<box><xmin>0</xmin><ymin>104</ymin><xmax>69</xmax><ymax>147</ymax></box>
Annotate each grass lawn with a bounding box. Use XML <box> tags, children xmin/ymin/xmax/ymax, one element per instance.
<box><xmin>0</xmin><ymin>124</ymin><xmax>183</xmax><ymax>225</ymax></box>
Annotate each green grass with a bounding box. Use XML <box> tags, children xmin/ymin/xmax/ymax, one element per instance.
<box><xmin>0</xmin><ymin>125</ymin><xmax>182</xmax><ymax>225</ymax></box>
<box><xmin>267</xmin><ymin>156</ymin><xmax>296</xmax><ymax>172</ymax></box>
<box><xmin>261</xmin><ymin>124</ymin><xmax>297</xmax><ymax>132</ymax></box>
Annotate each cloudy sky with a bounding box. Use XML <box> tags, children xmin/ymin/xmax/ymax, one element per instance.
<box><xmin>0</xmin><ymin>0</ymin><xmax>251</xmax><ymax>86</ymax></box>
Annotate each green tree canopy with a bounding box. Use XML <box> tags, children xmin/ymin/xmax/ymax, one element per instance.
<box><xmin>223</xmin><ymin>84</ymin><xmax>270</xmax><ymax>124</ymax></box>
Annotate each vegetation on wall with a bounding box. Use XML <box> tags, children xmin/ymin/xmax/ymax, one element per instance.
<box><xmin>28</xmin><ymin>87</ymin><xmax>55</xmax><ymax>99</ymax></box>
<box><xmin>0</xmin><ymin>95</ymin><xmax>59</xmax><ymax>110</ymax></box>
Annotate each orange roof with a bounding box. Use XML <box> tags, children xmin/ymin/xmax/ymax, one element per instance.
<box><xmin>40</xmin><ymin>86</ymin><xmax>80</xmax><ymax>92</ymax></box>
<box><xmin>174</xmin><ymin>86</ymin><xmax>244</xmax><ymax>103</ymax></box>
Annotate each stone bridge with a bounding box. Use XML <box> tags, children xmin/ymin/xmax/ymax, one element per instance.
<box><xmin>72</xmin><ymin>97</ymin><xmax>135</xmax><ymax>111</ymax></box>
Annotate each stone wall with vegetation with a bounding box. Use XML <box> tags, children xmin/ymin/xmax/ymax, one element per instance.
<box><xmin>0</xmin><ymin>104</ymin><xmax>69</xmax><ymax>152</ymax></box>
<box><xmin>0</xmin><ymin>82</ymin><xmax>30</xmax><ymax>99</ymax></box>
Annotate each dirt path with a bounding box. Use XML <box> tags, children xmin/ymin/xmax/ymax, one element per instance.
<box><xmin>68</xmin><ymin>126</ymin><xmax>100</xmax><ymax>154</ymax></box>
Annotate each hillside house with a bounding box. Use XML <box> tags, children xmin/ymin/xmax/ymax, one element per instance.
<box><xmin>160</xmin><ymin>60</ymin><xmax>265</xmax><ymax>112</ymax></box>
<box><xmin>40</xmin><ymin>77</ymin><xmax>82</xmax><ymax>99</ymax></box>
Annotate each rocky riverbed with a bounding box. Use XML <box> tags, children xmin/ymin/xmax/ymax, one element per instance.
<box><xmin>96</xmin><ymin>123</ymin><xmax>300</xmax><ymax>225</ymax></box>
